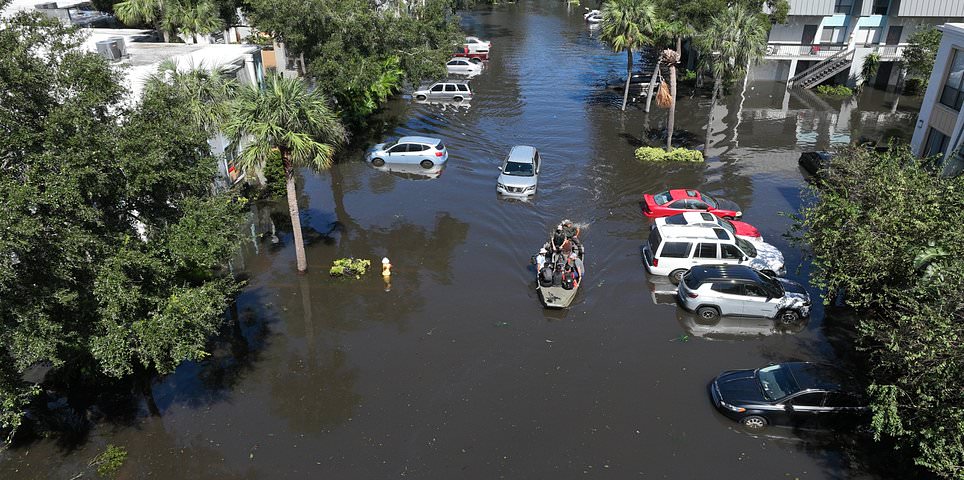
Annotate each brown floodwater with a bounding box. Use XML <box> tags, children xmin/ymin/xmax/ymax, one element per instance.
<box><xmin>1</xmin><ymin>1</ymin><xmax>922</xmax><ymax>478</ymax></box>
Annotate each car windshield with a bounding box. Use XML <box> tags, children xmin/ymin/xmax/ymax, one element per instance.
<box><xmin>382</xmin><ymin>141</ymin><xmax>397</xmax><ymax>150</ymax></box>
<box><xmin>700</xmin><ymin>192</ymin><xmax>719</xmax><ymax>208</ymax></box>
<box><xmin>503</xmin><ymin>161</ymin><xmax>534</xmax><ymax>176</ymax></box>
<box><xmin>759</xmin><ymin>272</ymin><xmax>785</xmax><ymax>297</ymax></box>
<box><xmin>736</xmin><ymin>237</ymin><xmax>757</xmax><ymax>257</ymax></box>
<box><xmin>717</xmin><ymin>217</ymin><xmax>735</xmax><ymax>234</ymax></box>
<box><xmin>653</xmin><ymin>191</ymin><xmax>672</xmax><ymax>205</ymax></box>
<box><xmin>756</xmin><ymin>364</ymin><xmax>800</xmax><ymax>401</ymax></box>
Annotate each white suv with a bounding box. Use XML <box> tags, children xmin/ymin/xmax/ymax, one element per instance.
<box><xmin>677</xmin><ymin>265</ymin><xmax>811</xmax><ymax>323</ymax></box>
<box><xmin>642</xmin><ymin>223</ymin><xmax>785</xmax><ymax>284</ymax></box>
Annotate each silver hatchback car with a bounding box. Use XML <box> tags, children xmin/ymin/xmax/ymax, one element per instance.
<box><xmin>677</xmin><ymin>264</ymin><xmax>811</xmax><ymax>323</ymax></box>
<box><xmin>366</xmin><ymin>136</ymin><xmax>449</xmax><ymax>172</ymax></box>
<box><xmin>496</xmin><ymin>146</ymin><xmax>540</xmax><ymax>196</ymax></box>
<box><xmin>413</xmin><ymin>81</ymin><xmax>473</xmax><ymax>102</ymax></box>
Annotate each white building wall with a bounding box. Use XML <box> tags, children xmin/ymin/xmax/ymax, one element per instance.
<box><xmin>910</xmin><ymin>23</ymin><xmax>964</xmax><ymax>176</ymax></box>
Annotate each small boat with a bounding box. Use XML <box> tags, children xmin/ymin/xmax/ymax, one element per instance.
<box><xmin>534</xmin><ymin>223</ymin><xmax>585</xmax><ymax>309</ymax></box>
<box><xmin>584</xmin><ymin>9</ymin><xmax>602</xmax><ymax>23</ymax></box>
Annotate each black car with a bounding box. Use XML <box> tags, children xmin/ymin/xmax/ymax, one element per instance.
<box><xmin>709</xmin><ymin>362</ymin><xmax>867</xmax><ymax>429</ymax></box>
<box><xmin>798</xmin><ymin>151</ymin><xmax>833</xmax><ymax>177</ymax></box>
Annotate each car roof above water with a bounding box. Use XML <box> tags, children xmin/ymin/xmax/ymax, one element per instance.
<box><xmin>397</xmin><ymin>136</ymin><xmax>442</xmax><ymax>146</ymax></box>
<box><xmin>506</xmin><ymin>145</ymin><xmax>537</xmax><ymax>163</ymax></box>
<box><xmin>686</xmin><ymin>264</ymin><xmax>762</xmax><ymax>284</ymax></box>
<box><xmin>655</xmin><ymin>223</ymin><xmax>732</xmax><ymax>241</ymax></box>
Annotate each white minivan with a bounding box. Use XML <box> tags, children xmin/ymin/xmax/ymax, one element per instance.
<box><xmin>642</xmin><ymin>223</ymin><xmax>786</xmax><ymax>284</ymax></box>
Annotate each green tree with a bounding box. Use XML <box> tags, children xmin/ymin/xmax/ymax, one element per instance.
<box><xmin>115</xmin><ymin>0</ymin><xmax>225</xmax><ymax>43</ymax></box>
<box><xmin>151</xmin><ymin>60</ymin><xmax>238</xmax><ymax>134</ymax></box>
<box><xmin>0</xmin><ymin>10</ymin><xmax>243</xmax><ymax>438</ymax></box>
<box><xmin>694</xmin><ymin>4</ymin><xmax>768</xmax><ymax>154</ymax></box>
<box><xmin>114</xmin><ymin>0</ymin><xmax>174</xmax><ymax>41</ymax></box>
<box><xmin>903</xmin><ymin>27</ymin><xmax>942</xmax><ymax>87</ymax></box>
<box><xmin>600</xmin><ymin>0</ymin><xmax>656</xmax><ymax>111</ymax></box>
<box><xmin>224</xmin><ymin>74</ymin><xmax>347</xmax><ymax>273</ymax></box>
<box><xmin>794</xmin><ymin>146</ymin><xmax>964</xmax><ymax>479</ymax></box>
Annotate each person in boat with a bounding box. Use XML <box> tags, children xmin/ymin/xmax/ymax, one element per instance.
<box><xmin>551</xmin><ymin>229</ymin><xmax>567</xmax><ymax>254</ymax></box>
<box><xmin>559</xmin><ymin>219</ymin><xmax>582</xmax><ymax>255</ymax></box>
<box><xmin>536</xmin><ymin>247</ymin><xmax>548</xmax><ymax>271</ymax></box>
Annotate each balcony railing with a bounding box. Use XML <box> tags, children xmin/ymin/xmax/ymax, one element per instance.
<box><xmin>765</xmin><ymin>44</ymin><xmax>848</xmax><ymax>59</ymax></box>
<box><xmin>873</xmin><ymin>45</ymin><xmax>905</xmax><ymax>60</ymax></box>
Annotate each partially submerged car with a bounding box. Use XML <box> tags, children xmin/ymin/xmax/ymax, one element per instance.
<box><xmin>710</xmin><ymin>362</ymin><xmax>868</xmax><ymax>430</ymax></box>
<box><xmin>464</xmin><ymin>36</ymin><xmax>491</xmax><ymax>54</ymax></box>
<box><xmin>446</xmin><ymin>57</ymin><xmax>483</xmax><ymax>76</ymax></box>
<box><xmin>412</xmin><ymin>81</ymin><xmax>472</xmax><ymax>103</ymax></box>
<box><xmin>642</xmin><ymin>189</ymin><xmax>743</xmax><ymax>220</ymax></box>
<box><xmin>497</xmin><ymin>146</ymin><xmax>541</xmax><ymax>196</ymax></box>
<box><xmin>677</xmin><ymin>264</ymin><xmax>809</xmax><ymax>323</ymax></box>
<box><xmin>366</xmin><ymin>136</ymin><xmax>449</xmax><ymax>173</ymax></box>
<box><xmin>799</xmin><ymin>151</ymin><xmax>832</xmax><ymax>177</ymax></box>
<box><xmin>656</xmin><ymin>211</ymin><xmax>763</xmax><ymax>242</ymax></box>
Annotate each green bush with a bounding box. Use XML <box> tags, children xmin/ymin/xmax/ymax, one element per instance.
<box><xmin>903</xmin><ymin>78</ymin><xmax>924</xmax><ymax>95</ymax></box>
<box><xmin>815</xmin><ymin>84</ymin><xmax>854</xmax><ymax>96</ymax></box>
<box><xmin>635</xmin><ymin>146</ymin><xmax>703</xmax><ymax>163</ymax></box>
<box><xmin>329</xmin><ymin>258</ymin><xmax>371</xmax><ymax>278</ymax></box>
<box><xmin>91</xmin><ymin>444</ymin><xmax>127</xmax><ymax>478</ymax></box>
<box><xmin>679</xmin><ymin>69</ymin><xmax>697</xmax><ymax>82</ymax></box>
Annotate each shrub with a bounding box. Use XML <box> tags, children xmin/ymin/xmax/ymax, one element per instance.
<box><xmin>679</xmin><ymin>68</ymin><xmax>697</xmax><ymax>83</ymax></box>
<box><xmin>91</xmin><ymin>444</ymin><xmax>127</xmax><ymax>478</ymax></box>
<box><xmin>815</xmin><ymin>84</ymin><xmax>854</xmax><ymax>96</ymax></box>
<box><xmin>330</xmin><ymin>258</ymin><xmax>371</xmax><ymax>278</ymax></box>
<box><xmin>903</xmin><ymin>78</ymin><xmax>924</xmax><ymax>95</ymax></box>
<box><xmin>635</xmin><ymin>146</ymin><xmax>703</xmax><ymax>162</ymax></box>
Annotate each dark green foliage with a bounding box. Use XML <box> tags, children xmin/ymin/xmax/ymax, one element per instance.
<box><xmin>815</xmin><ymin>84</ymin><xmax>854</xmax><ymax>96</ymax></box>
<box><xmin>903</xmin><ymin>77</ymin><xmax>925</xmax><ymax>95</ymax></box>
<box><xmin>794</xmin><ymin>146</ymin><xmax>964</xmax><ymax>479</ymax></box>
<box><xmin>260</xmin><ymin>149</ymin><xmax>288</xmax><ymax>199</ymax></box>
<box><xmin>904</xmin><ymin>27</ymin><xmax>942</xmax><ymax>87</ymax></box>
<box><xmin>91</xmin><ymin>444</ymin><xmax>128</xmax><ymax>478</ymax></box>
<box><xmin>245</xmin><ymin>0</ymin><xmax>462</xmax><ymax>123</ymax></box>
<box><xmin>0</xmin><ymin>11</ymin><xmax>243</xmax><ymax>436</ymax></box>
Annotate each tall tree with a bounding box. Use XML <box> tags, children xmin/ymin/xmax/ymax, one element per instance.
<box><xmin>694</xmin><ymin>4</ymin><xmax>768</xmax><ymax>154</ymax></box>
<box><xmin>600</xmin><ymin>0</ymin><xmax>656</xmax><ymax>111</ymax></box>
<box><xmin>152</xmin><ymin>60</ymin><xmax>238</xmax><ymax>134</ymax></box>
<box><xmin>903</xmin><ymin>27</ymin><xmax>942</xmax><ymax>88</ymax></box>
<box><xmin>114</xmin><ymin>0</ymin><xmax>173</xmax><ymax>41</ymax></box>
<box><xmin>115</xmin><ymin>0</ymin><xmax>225</xmax><ymax>43</ymax></box>
<box><xmin>224</xmin><ymin>74</ymin><xmax>347</xmax><ymax>273</ymax></box>
<box><xmin>0</xmin><ymin>9</ymin><xmax>243</xmax><ymax>438</ymax></box>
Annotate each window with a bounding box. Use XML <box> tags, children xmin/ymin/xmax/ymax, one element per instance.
<box><xmin>411</xmin><ymin>144</ymin><xmax>428</xmax><ymax>152</ymax></box>
<box><xmin>502</xmin><ymin>161</ymin><xmax>534</xmax><ymax>176</ymax></box>
<box><xmin>825</xmin><ymin>392</ymin><xmax>861</xmax><ymax>408</ymax></box>
<box><xmin>696</xmin><ymin>243</ymin><xmax>717</xmax><ymax>258</ymax></box>
<box><xmin>444</xmin><ymin>84</ymin><xmax>457</xmax><ymax>92</ymax></box>
<box><xmin>660</xmin><ymin>242</ymin><xmax>692</xmax><ymax>258</ymax></box>
<box><xmin>833</xmin><ymin>0</ymin><xmax>853</xmax><ymax>14</ymax></box>
<box><xmin>745</xmin><ymin>284</ymin><xmax>769</xmax><ymax>297</ymax></box>
<box><xmin>721</xmin><ymin>244</ymin><xmax>743</xmax><ymax>260</ymax></box>
<box><xmin>712</xmin><ymin>228</ymin><xmax>729</xmax><ymax>240</ymax></box>
<box><xmin>669</xmin><ymin>200</ymin><xmax>690</xmax><ymax>210</ymax></box>
<box><xmin>690</xmin><ymin>200</ymin><xmax>709</xmax><ymax>210</ymax></box>
<box><xmin>711</xmin><ymin>282</ymin><xmax>743</xmax><ymax>295</ymax></box>
<box><xmin>820</xmin><ymin>27</ymin><xmax>843</xmax><ymax>44</ymax></box>
<box><xmin>457</xmin><ymin>84</ymin><xmax>469</xmax><ymax>92</ymax></box>
<box><xmin>736</xmin><ymin>238</ymin><xmax>757</xmax><ymax>257</ymax></box>
<box><xmin>699</xmin><ymin>213</ymin><xmax>715</xmax><ymax>222</ymax></box>
<box><xmin>790</xmin><ymin>392</ymin><xmax>826</xmax><ymax>407</ymax></box>
<box><xmin>940</xmin><ymin>49</ymin><xmax>964</xmax><ymax>111</ymax></box>
<box><xmin>431</xmin><ymin>84</ymin><xmax>444</xmax><ymax>92</ymax></box>
<box><xmin>388</xmin><ymin>143</ymin><xmax>409</xmax><ymax>153</ymax></box>
<box><xmin>923</xmin><ymin>128</ymin><xmax>950</xmax><ymax>159</ymax></box>
<box><xmin>653</xmin><ymin>191</ymin><xmax>673</xmax><ymax>205</ymax></box>
<box><xmin>664</xmin><ymin>214</ymin><xmax>687</xmax><ymax>225</ymax></box>
<box><xmin>871</xmin><ymin>0</ymin><xmax>889</xmax><ymax>15</ymax></box>
<box><xmin>757</xmin><ymin>364</ymin><xmax>800</xmax><ymax>400</ymax></box>
<box><xmin>648</xmin><ymin>228</ymin><xmax>663</xmax><ymax>252</ymax></box>
<box><xmin>435</xmin><ymin>142</ymin><xmax>445</xmax><ymax>151</ymax></box>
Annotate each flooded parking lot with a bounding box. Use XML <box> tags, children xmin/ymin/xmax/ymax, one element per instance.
<box><xmin>0</xmin><ymin>1</ymin><xmax>922</xmax><ymax>478</ymax></box>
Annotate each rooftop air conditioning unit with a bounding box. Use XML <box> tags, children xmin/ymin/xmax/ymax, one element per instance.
<box><xmin>34</xmin><ymin>2</ymin><xmax>58</xmax><ymax>9</ymax></box>
<box><xmin>95</xmin><ymin>37</ymin><xmax>126</xmax><ymax>62</ymax></box>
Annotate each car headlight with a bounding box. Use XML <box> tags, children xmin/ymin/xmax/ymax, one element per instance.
<box><xmin>720</xmin><ymin>401</ymin><xmax>746</xmax><ymax>413</ymax></box>
<box><xmin>497</xmin><ymin>183</ymin><xmax>506</xmax><ymax>190</ymax></box>
<box><xmin>524</xmin><ymin>185</ymin><xmax>535</xmax><ymax>191</ymax></box>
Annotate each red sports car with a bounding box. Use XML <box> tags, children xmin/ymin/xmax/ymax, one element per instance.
<box><xmin>641</xmin><ymin>189</ymin><xmax>743</xmax><ymax>219</ymax></box>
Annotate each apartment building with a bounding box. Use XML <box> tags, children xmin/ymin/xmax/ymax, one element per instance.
<box><xmin>756</xmin><ymin>0</ymin><xmax>964</xmax><ymax>90</ymax></box>
<box><xmin>910</xmin><ymin>23</ymin><xmax>964</xmax><ymax>177</ymax></box>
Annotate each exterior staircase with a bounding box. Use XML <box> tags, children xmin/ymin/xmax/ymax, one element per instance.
<box><xmin>788</xmin><ymin>48</ymin><xmax>854</xmax><ymax>89</ymax></box>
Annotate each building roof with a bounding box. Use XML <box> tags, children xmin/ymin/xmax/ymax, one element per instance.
<box><xmin>939</xmin><ymin>23</ymin><xmax>964</xmax><ymax>36</ymax></box>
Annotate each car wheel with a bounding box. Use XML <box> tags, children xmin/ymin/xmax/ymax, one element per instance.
<box><xmin>696</xmin><ymin>306</ymin><xmax>720</xmax><ymax>322</ymax></box>
<box><xmin>416</xmin><ymin>94</ymin><xmax>427</xmax><ymax>100</ymax></box>
<box><xmin>778</xmin><ymin>309</ymin><xmax>801</xmax><ymax>325</ymax></box>
<box><xmin>453</xmin><ymin>96</ymin><xmax>464</xmax><ymax>102</ymax></box>
<box><xmin>740</xmin><ymin>415</ymin><xmax>768</xmax><ymax>430</ymax></box>
<box><xmin>420</xmin><ymin>159</ymin><xmax>434</xmax><ymax>169</ymax></box>
<box><xmin>669</xmin><ymin>269</ymin><xmax>687</xmax><ymax>285</ymax></box>
<box><xmin>371</xmin><ymin>157</ymin><xmax>385</xmax><ymax>167</ymax></box>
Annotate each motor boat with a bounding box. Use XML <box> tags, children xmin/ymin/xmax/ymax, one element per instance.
<box><xmin>584</xmin><ymin>9</ymin><xmax>602</xmax><ymax>23</ymax></box>
<box><xmin>534</xmin><ymin>223</ymin><xmax>585</xmax><ymax>309</ymax></box>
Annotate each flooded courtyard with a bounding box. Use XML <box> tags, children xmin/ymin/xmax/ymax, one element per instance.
<box><xmin>0</xmin><ymin>1</ymin><xmax>922</xmax><ymax>478</ymax></box>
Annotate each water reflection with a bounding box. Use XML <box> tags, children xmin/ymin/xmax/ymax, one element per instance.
<box><xmin>675</xmin><ymin>307</ymin><xmax>808</xmax><ymax>340</ymax></box>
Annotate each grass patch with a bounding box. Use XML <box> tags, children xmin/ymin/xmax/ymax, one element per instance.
<box><xmin>635</xmin><ymin>146</ymin><xmax>703</xmax><ymax>163</ymax></box>
<box><xmin>330</xmin><ymin>258</ymin><xmax>371</xmax><ymax>278</ymax></box>
<box><xmin>815</xmin><ymin>84</ymin><xmax>854</xmax><ymax>97</ymax></box>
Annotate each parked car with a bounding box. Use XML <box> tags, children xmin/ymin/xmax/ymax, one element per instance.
<box><xmin>642</xmin><ymin>223</ymin><xmax>785</xmax><ymax>284</ymax></box>
<box><xmin>709</xmin><ymin>361</ymin><xmax>868</xmax><ymax>430</ymax></box>
<box><xmin>656</xmin><ymin>212</ymin><xmax>763</xmax><ymax>242</ymax></box>
<box><xmin>464</xmin><ymin>36</ymin><xmax>491</xmax><ymax>54</ymax></box>
<box><xmin>453</xmin><ymin>45</ymin><xmax>487</xmax><ymax>62</ymax></box>
<box><xmin>366</xmin><ymin>136</ymin><xmax>449</xmax><ymax>172</ymax></box>
<box><xmin>799</xmin><ymin>151</ymin><xmax>833</xmax><ymax>177</ymax></box>
<box><xmin>642</xmin><ymin>189</ymin><xmax>743</xmax><ymax>219</ymax></box>
<box><xmin>677</xmin><ymin>264</ymin><xmax>810</xmax><ymax>323</ymax></box>
<box><xmin>496</xmin><ymin>146</ymin><xmax>541</xmax><ymax>196</ymax></box>
<box><xmin>446</xmin><ymin>57</ymin><xmax>483</xmax><ymax>75</ymax></box>
<box><xmin>412</xmin><ymin>81</ymin><xmax>472</xmax><ymax>102</ymax></box>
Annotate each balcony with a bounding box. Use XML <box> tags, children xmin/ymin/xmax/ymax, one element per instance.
<box><xmin>872</xmin><ymin>45</ymin><xmax>905</xmax><ymax>60</ymax></box>
<box><xmin>765</xmin><ymin>43</ymin><xmax>848</xmax><ymax>60</ymax></box>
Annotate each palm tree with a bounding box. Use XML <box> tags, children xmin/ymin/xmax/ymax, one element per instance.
<box><xmin>600</xmin><ymin>0</ymin><xmax>656</xmax><ymax>111</ymax></box>
<box><xmin>224</xmin><ymin>74</ymin><xmax>347</xmax><ymax>273</ymax></box>
<box><xmin>695</xmin><ymin>5</ymin><xmax>768</xmax><ymax>155</ymax></box>
<box><xmin>115</xmin><ymin>0</ymin><xmax>173</xmax><ymax>42</ymax></box>
<box><xmin>150</xmin><ymin>60</ymin><xmax>238</xmax><ymax>134</ymax></box>
<box><xmin>171</xmin><ymin>0</ymin><xmax>225</xmax><ymax>44</ymax></box>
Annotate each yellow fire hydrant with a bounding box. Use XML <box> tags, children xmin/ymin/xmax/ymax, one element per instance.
<box><xmin>382</xmin><ymin>257</ymin><xmax>392</xmax><ymax>292</ymax></box>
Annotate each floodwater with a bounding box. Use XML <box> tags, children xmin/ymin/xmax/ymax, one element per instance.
<box><xmin>1</xmin><ymin>1</ymin><xmax>922</xmax><ymax>478</ymax></box>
